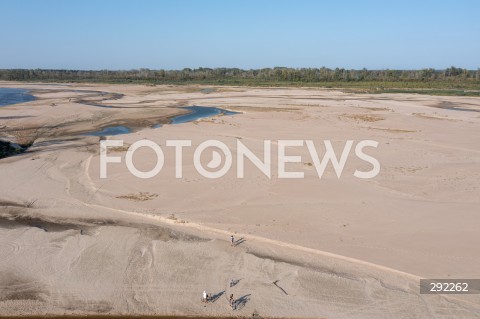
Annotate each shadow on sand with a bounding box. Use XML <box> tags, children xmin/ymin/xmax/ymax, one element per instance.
<box><xmin>235</xmin><ymin>294</ymin><xmax>251</xmax><ymax>310</ymax></box>
<box><xmin>234</xmin><ymin>237</ymin><xmax>246</xmax><ymax>247</ymax></box>
<box><xmin>209</xmin><ymin>290</ymin><xmax>225</xmax><ymax>303</ymax></box>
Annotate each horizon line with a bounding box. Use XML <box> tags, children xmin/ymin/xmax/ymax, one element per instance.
<box><xmin>1</xmin><ymin>66</ymin><xmax>479</xmax><ymax>72</ymax></box>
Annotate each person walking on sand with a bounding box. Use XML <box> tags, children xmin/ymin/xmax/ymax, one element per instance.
<box><xmin>229</xmin><ymin>294</ymin><xmax>235</xmax><ymax>310</ymax></box>
<box><xmin>231</xmin><ymin>235</ymin><xmax>235</xmax><ymax>247</ymax></box>
<box><xmin>203</xmin><ymin>290</ymin><xmax>207</xmax><ymax>303</ymax></box>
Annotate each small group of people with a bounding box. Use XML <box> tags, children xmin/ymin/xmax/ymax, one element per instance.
<box><xmin>202</xmin><ymin>290</ymin><xmax>211</xmax><ymax>303</ymax></box>
<box><xmin>202</xmin><ymin>289</ymin><xmax>236</xmax><ymax>310</ymax></box>
<box><xmin>230</xmin><ymin>235</ymin><xmax>237</xmax><ymax>310</ymax></box>
<box><xmin>201</xmin><ymin>235</ymin><xmax>242</xmax><ymax>310</ymax></box>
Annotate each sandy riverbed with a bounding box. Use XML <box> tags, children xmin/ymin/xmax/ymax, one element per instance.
<box><xmin>0</xmin><ymin>82</ymin><xmax>479</xmax><ymax>318</ymax></box>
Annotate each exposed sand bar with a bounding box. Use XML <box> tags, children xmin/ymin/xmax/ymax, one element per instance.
<box><xmin>0</xmin><ymin>82</ymin><xmax>479</xmax><ymax>317</ymax></box>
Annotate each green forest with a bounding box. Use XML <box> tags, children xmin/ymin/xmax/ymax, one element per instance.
<box><xmin>1</xmin><ymin>67</ymin><xmax>480</xmax><ymax>93</ymax></box>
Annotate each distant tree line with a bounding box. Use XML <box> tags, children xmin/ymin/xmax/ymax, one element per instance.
<box><xmin>1</xmin><ymin>67</ymin><xmax>479</xmax><ymax>87</ymax></box>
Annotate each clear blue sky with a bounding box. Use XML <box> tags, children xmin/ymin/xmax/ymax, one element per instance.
<box><xmin>1</xmin><ymin>0</ymin><xmax>479</xmax><ymax>70</ymax></box>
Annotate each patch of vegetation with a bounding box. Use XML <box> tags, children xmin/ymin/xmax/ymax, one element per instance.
<box><xmin>1</xmin><ymin>67</ymin><xmax>479</xmax><ymax>95</ymax></box>
<box><xmin>116</xmin><ymin>192</ymin><xmax>158</xmax><ymax>202</ymax></box>
<box><xmin>342</xmin><ymin>114</ymin><xmax>385</xmax><ymax>122</ymax></box>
